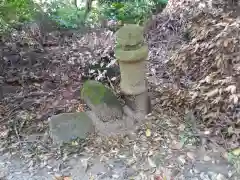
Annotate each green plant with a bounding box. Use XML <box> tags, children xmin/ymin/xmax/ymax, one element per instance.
<box><xmin>0</xmin><ymin>0</ymin><xmax>168</xmax><ymax>35</ymax></box>
<box><xmin>99</xmin><ymin>0</ymin><xmax>168</xmax><ymax>25</ymax></box>
<box><xmin>228</xmin><ymin>149</ymin><xmax>240</xmax><ymax>174</ymax></box>
<box><xmin>0</xmin><ymin>0</ymin><xmax>35</xmax><ymax>23</ymax></box>
<box><xmin>43</xmin><ymin>0</ymin><xmax>99</xmax><ymax>30</ymax></box>
<box><xmin>0</xmin><ymin>0</ymin><xmax>44</xmax><ymax>35</ymax></box>
<box><xmin>52</xmin><ymin>7</ymin><xmax>85</xmax><ymax>29</ymax></box>
<box><xmin>41</xmin><ymin>1</ymin><xmax>81</xmax><ymax>29</ymax></box>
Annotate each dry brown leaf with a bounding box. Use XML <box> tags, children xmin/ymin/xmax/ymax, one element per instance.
<box><xmin>205</xmin><ymin>89</ymin><xmax>219</xmax><ymax>98</ymax></box>
<box><xmin>225</xmin><ymin>85</ymin><xmax>237</xmax><ymax>94</ymax></box>
<box><xmin>229</xmin><ymin>94</ymin><xmax>238</xmax><ymax>104</ymax></box>
<box><xmin>187</xmin><ymin>152</ymin><xmax>196</xmax><ymax>161</ymax></box>
<box><xmin>64</xmin><ymin>177</ymin><xmax>73</xmax><ymax>180</ymax></box>
<box><xmin>76</xmin><ymin>104</ymin><xmax>85</xmax><ymax>112</ymax></box>
<box><xmin>54</xmin><ymin>176</ymin><xmax>72</xmax><ymax>180</ymax></box>
<box><xmin>148</xmin><ymin>157</ymin><xmax>157</xmax><ymax>168</ymax></box>
<box><xmin>232</xmin><ymin>148</ymin><xmax>240</xmax><ymax>156</ymax></box>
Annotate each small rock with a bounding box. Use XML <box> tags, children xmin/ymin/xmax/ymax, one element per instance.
<box><xmin>200</xmin><ymin>172</ymin><xmax>211</xmax><ymax>180</ymax></box>
<box><xmin>193</xmin><ymin>168</ymin><xmax>200</xmax><ymax>174</ymax></box>
<box><xmin>187</xmin><ymin>152</ymin><xmax>196</xmax><ymax>161</ymax></box>
<box><xmin>112</xmin><ymin>174</ymin><xmax>120</xmax><ymax>179</ymax></box>
<box><xmin>172</xmin><ymin>140</ymin><xmax>183</xmax><ymax>150</ymax></box>
<box><xmin>208</xmin><ymin>171</ymin><xmax>217</xmax><ymax>179</ymax></box>
<box><xmin>203</xmin><ymin>155</ymin><xmax>211</xmax><ymax>162</ymax></box>
<box><xmin>0</xmin><ymin>169</ymin><xmax>7</xmax><ymax>179</ymax></box>
<box><xmin>228</xmin><ymin>170</ymin><xmax>233</xmax><ymax>178</ymax></box>
<box><xmin>178</xmin><ymin>155</ymin><xmax>186</xmax><ymax>165</ymax></box>
<box><xmin>127</xmin><ymin>132</ymin><xmax>137</xmax><ymax>140</ymax></box>
<box><xmin>215</xmin><ymin>174</ymin><xmax>227</xmax><ymax>180</ymax></box>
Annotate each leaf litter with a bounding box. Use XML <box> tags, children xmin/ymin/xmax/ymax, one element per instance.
<box><xmin>0</xmin><ymin>0</ymin><xmax>240</xmax><ymax>179</ymax></box>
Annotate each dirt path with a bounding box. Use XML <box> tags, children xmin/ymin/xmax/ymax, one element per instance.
<box><xmin>0</xmin><ymin>112</ymin><xmax>238</xmax><ymax>180</ymax></box>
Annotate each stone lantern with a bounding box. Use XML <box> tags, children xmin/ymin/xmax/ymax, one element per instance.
<box><xmin>115</xmin><ymin>24</ymin><xmax>151</xmax><ymax>117</ymax></box>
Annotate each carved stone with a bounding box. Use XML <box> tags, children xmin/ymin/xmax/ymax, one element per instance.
<box><xmin>115</xmin><ymin>24</ymin><xmax>151</xmax><ymax>117</ymax></box>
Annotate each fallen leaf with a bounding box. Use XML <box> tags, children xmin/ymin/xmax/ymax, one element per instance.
<box><xmin>187</xmin><ymin>152</ymin><xmax>196</xmax><ymax>160</ymax></box>
<box><xmin>203</xmin><ymin>155</ymin><xmax>211</xmax><ymax>161</ymax></box>
<box><xmin>223</xmin><ymin>38</ymin><xmax>230</xmax><ymax>47</ymax></box>
<box><xmin>232</xmin><ymin>148</ymin><xmax>240</xmax><ymax>156</ymax></box>
<box><xmin>229</xmin><ymin>94</ymin><xmax>238</xmax><ymax>104</ymax></box>
<box><xmin>225</xmin><ymin>85</ymin><xmax>236</xmax><ymax>94</ymax></box>
<box><xmin>205</xmin><ymin>88</ymin><xmax>219</xmax><ymax>98</ymax></box>
<box><xmin>0</xmin><ymin>126</ymin><xmax>9</xmax><ymax>138</ymax></box>
<box><xmin>172</xmin><ymin>140</ymin><xmax>183</xmax><ymax>150</ymax></box>
<box><xmin>148</xmin><ymin>157</ymin><xmax>157</xmax><ymax>168</ymax></box>
<box><xmin>71</xmin><ymin>141</ymin><xmax>78</xmax><ymax>146</ymax></box>
<box><xmin>146</xmin><ymin>128</ymin><xmax>152</xmax><ymax>137</ymax></box>
<box><xmin>54</xmin><ymin>176</ymin><xmax>72</xmax><ymax>180</ymax></box>
<box><xmin>76</xmin><ymin>104</ymin><xmax>85</xmax><ymax>112</ymax></box>
<box><xmin>54</xmin><ymin>176</ymin><xmax>63</xmax><ymax>180</ymax></box>
<box><xmin>178</xmin><ymin>155</ymin><xmax>186</xmax><ymax>164</ymax></box>
<box><xmin>178</xmin><ymin>124</ymin><xmax>185</xmax><ymax>131</ymax></box>
<box><xmin>64</xmin><ymin>177</ymin><xmax>72</xmax><ymax>180</ymax></box>
<box><xmin>227</xmin><ymin>126</ymin><xmax>234</xmax><ymax>134</ymax></box>
<box><xmin>89</xmin><ymin>175</ymin><xmax>95</xmax><ymax>180</ymax></box>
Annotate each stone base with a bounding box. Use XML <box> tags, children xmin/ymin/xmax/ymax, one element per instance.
<box><xmin>85</xmin><ymin>104</ymin><xmax>149</xmax><ymax>137</ymax></box>
<box><xmin>86</xmin><ymin>106</ymin><xmax>140</xmax><ymax>136</ymax></box>
<box><xmin>86</xmin><ymin>111</ymin><xmax>128</xmax><ymax>136</ymax></box>
<box><xmin>124</xmin><ymin>91</ymin><xmax>151</xmax><ymax>116</ymax></box>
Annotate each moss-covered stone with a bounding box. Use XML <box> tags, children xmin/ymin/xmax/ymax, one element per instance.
<box><xmin>81</xmin><ymin>80</ymin><xmax>123</xmax><ymax>122</ymax></box>
<box><xmin>81</xmin><ymin>80</ymin><xmax>120</xmax><ymax>107</ymax></box>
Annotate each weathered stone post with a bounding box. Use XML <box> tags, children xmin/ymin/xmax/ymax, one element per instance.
<box><xmin>115</xmin><ymin>24</ymin><xmax>151</xmax><ymax>118</ymax></box>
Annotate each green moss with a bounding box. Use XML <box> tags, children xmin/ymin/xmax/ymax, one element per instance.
<box><xmin>81</xmin><ymin>80</ymin><xmax>121</xmax><ymax>108</ymax></box>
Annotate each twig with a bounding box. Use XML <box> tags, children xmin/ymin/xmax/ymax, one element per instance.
<box><xmin>14</xmin><ymin>91</ymin><xmax>52</xmax><ymax>100</ymax></box>
<box><xmin>14</xmin><ymin>123</ymin><xmax>22</xmax><ymax>148</ymax></box>
<box><xmin>107</xmin><ymin>76</ymin><xmax>115</xmax><ymax>91</ymax></box>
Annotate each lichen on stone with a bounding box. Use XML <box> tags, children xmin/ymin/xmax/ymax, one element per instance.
<box><xmin>115</xmin><ymin>45</ymin><xmax>148</xmax><ymax>62</ymax></box>
<box><xmin>116</xmin><ymin>24</ymin><xmax>144</xmax><ymax>47</ymax></box>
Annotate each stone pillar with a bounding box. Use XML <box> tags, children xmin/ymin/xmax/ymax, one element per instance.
<box><xmin>115</xmin><ymin>24</ymin><xmax>151</xmax><ymax>117</ymax></box>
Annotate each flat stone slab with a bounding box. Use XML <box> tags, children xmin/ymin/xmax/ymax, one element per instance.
<box><xmin>81</xmin><ymin>80</ymin><xmax>123</xmax><ymax>122</ymax></box>
<box><xmin>49</xmin><ymin>112</ymin><xmax>94</xmax><ymax>145</ymax></box>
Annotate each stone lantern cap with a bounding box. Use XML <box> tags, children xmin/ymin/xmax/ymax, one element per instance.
<box><xmin>115</xmin><ymin>24</ymin><xmax>148</xmax><ymax>63</ymax></box>
<box><xmin>116</xmin><ymin>24</ymin><xmax>144</xmax><ymax>47</ymax></box>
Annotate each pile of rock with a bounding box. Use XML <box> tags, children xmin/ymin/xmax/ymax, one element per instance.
<box><xmin>48</xmin><ymin>24</ymin><xmax>152</xmax><ymax>145</ymax></box>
